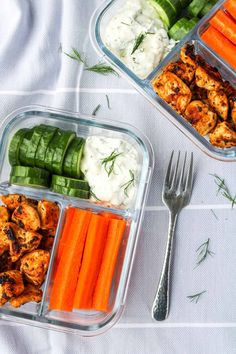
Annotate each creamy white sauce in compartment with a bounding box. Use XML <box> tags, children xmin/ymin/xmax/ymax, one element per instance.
<box><xmin>104</xmin><ymin>0</ymin><xmax>175</xmax><ymax>79</ymax></box>
<box><xmin>81</xmin><ymin>136</ymin><xmax>140</xmax><ymax>208</ymax></box>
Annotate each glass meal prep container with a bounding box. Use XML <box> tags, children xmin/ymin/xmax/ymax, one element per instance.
<box><xmin>90</xmin><ymin>0</ymin><xmax>236</xmax><ymax>161</ymax></box>
<box><xmin>0</xmin><ymin>106</ymin><xmax>154</xmax><ymax>335</ymax></box>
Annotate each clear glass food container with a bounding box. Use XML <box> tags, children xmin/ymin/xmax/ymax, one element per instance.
<box><xmin>0</xmin><ymin>106</ymin><xmax>154</xmax><ymax>335</ymax></box>
<box><xmin>90</xmin><ymin>0</ymin><xmax>236</xmax><ymax>161</ymax></box>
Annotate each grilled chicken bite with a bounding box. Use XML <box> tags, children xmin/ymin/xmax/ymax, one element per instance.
<box><xmin>209</xmin><ymin>121</ymin><xmax>236</xmax><ymax>148</ymax></box>
<box><xmin>184</xmin><ymin>100</ymin><xmax>217</xmax><ymax>135</ymax></box>
<box><xmin>0</xmin><ymin>206</ymin><xmax>10</xmax><ymax>226</ymax></box>
<box><xmin>153</xmin><ymin>72</ymin><xmax>192</xmax><ymax>113</ymax></box>
<box><xmin>10</xmin><ymin>283</ymin><xmax>42</xmax><ymax>308</ymax></box>
<box><xmin>38</xmin><ymin>200</ymin><xmax>59</xmax><ymax>233</ymax></box>
<box><xmin>165</xmin><ymin>61</ymin><xmax>195</xmax><ymax>84</ymax></box>
<box><xmin>20</xmin><ymin>249</ymin><xmax>50</xmax><ymax>286</ymax></box>
<box><xmin>207</xmin><ymin>90</ymin><xmax>229</xmax><ymax>120</ymax></box>
<box><xmin>180</xmin><ymin>45</ymin><xmax>197</xmax><ymax>69</ymax></box>
<box><xmin>0</xmin><ymin>194</ymin><xmax>26</xmax><ymax>211</ymax></box>
<box><xmin>12</xmin><ymin>202</ymin><xmax>41</xmax><ymax>231</ymax></box>
<box><xmin>195</xmin><ymin>66</ymin><xmax>221</xmax><ymax>91</ymax></box>
<box><xmin>230</xmin><ymin>96</ymin><xmax>236</xmax><ymax>126</ymax></box>
<box><xmin>0</xmin><ymin>270</ymin><xmax>24</xmax><ymax>305</ymax></box>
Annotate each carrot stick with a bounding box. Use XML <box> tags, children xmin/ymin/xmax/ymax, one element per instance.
<box><xmin>49</xmin><ymin>209</ymin><xmax>92</xmax><ymax>311</ymax></box>
<box><xmin>73</xmin><ymin>214</ymin><xmax>109</xmax><ymax>309</ymax></box>
<box><xmin>201</xmin><ymin>26</ymin><xmax>236</xmax><ymax>69</ymax></box>
<box><xmin>210</xmin><ymin>10</ymin><xmax>236</xmax><ymax>45</ymax></box>
<box><xmin>93</xmin><ymin>218</ymin><xmax>126</xmax><ymax>312</ymax></box>
<box><xmin>225</xmin><ymin>0</ymin><xmax>236</xmax><ymax>20</ymax></box>
<box><xmin>99</xmin><ymin>211</ymin><xmax>122</xmax><ymax>220</ymax></box>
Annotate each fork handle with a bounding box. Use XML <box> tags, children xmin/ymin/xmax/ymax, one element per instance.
<box><xmin>151</xmin><ymin>212</ymin><xmax>178</xmax><ymax>321</ymax></box>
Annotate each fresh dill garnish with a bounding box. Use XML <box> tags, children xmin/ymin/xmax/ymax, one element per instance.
<box><xmin>122</xmin><ymin>170</ymin><xmax>135</xmax><ymax>197</ymax></box>
<box><xmin>90</xmin><ymin>190</ymin><xmax>101</xmax><ymax>201</ymax></box>
<box><xmin>187</xmin><ymin>290</ymin><xmax>207</xmax><ymax>304</ymax></box>
<box><xmin>85</xmin><ymin>62</ymin><xmax>119</xmax><ymax>76</ymax></box>
<box><xmin>121</xmin><ymin>21</ymin><xmax>131</xmax><ymax>26</ymax></box>
<box><xmin>195</xmin><ymin>238</ymin><xmax>215</xmax><ymax>268</ymax></box>
<box><xmin>210</xmin><ymin>209</ymin><xmax>218</xmax><ymax>220</ymax></box>
<box><xmin>92</xmin><ymin>104</ymin><xmax>101</xmax><ymax>116</ymax></box>
<box><xmin>101</xmin><ymin>150</ymin><xmax>122</xmax><ymax>176</ymax></box>
<box><xmin>211</xmin><ymin>174</ymin><xmax>236</xmax><ymax>208</ymax></box>
<box><xmin>106</xmin><ymin>94</ymin><xmax>111</xmax><ymax>109</ymax></box>
<box><xmin>131</xmin><ymin>33</ymin><xmax>146</xmax><ymax>55</ymax></box>
<box><xmin>64</xmin><ymin>47</ymin><xmax>86</xmax><ymax>64</ymax></box>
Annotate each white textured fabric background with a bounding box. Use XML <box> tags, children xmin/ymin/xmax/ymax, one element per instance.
<box><xmin>0</xmin><ymin>0</ymin><xmax>236</xmax><ymax>353</ymax></box>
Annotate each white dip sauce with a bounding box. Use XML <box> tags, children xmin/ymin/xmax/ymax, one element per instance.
<box><xmin>104</xmin><ymin>0</ymin><xmax>175</xmax><ymax>79</ymax></box>
<box><xmin>81</xmin><ymin>136</ymin><xmax>140</xmax><ymax>208</ymax></box>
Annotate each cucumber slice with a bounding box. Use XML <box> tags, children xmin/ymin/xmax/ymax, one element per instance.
<box><xmin>19</xmin><ymin>130</ymin><xmax>34</xmax><ymax>166</ymax></box>
<box><xmin>11</xmin><ymin>166</ymin><xmax>50</xmax><ymax>179</ymax></box>
<box><xmin>187</xmin><ymin>0</ymin><xmax>207</xmax><ymax>17</ymax></box>
<box><xmin>35</xmin><ymin>125</ymin><xmax>58</xmax><ymax>169</ymax></box>
<box><xmin>63</xmin><ymin>137</ymin><xmax>84</xmax><ymax>176</ymax></box>
<box><xmin>70</xmin><ymin>140</ymin><xmax>85</xmax><ymax>179</ymax></box>
<box><xmin>51</xmin><ymin>184</ymin><xmax>89</xmax><ymax>199</ymax></box>
<box><xmin>10</xmin><ymin>176</ymin><xmax>49</xmax><ymax>188</ymax></box>
<box><xmin>166</xmin><ymin>0</ymin><xmax>182</xmax><ymax>13</ymax></box>
<box><xmin>149</xmin><ymin>0</ymin><xmax>177</xmax><ymax>28</ymax></box>
<box><xmin>52</xmin><ymin>175</ymin><xmax>89</xmax><ymax>191</ymax></box>
<box><xmin>25</xmin><ymin>125</ymin><xmax>47</xmax><ymax>166</ymax></box>
<box><xmin>8</xmin><ymin>129</ymin><xmax>29</xmax><ymax>166</ymax></box>
<box><xmin>169</xmin><ymin>17</ymin><xmax>197</xmax><ymax>40</ymax></box>
<box><xmin>199</xmin><ymin>0</ymin><xmax>217</xmax><ymax>17</ymax></box>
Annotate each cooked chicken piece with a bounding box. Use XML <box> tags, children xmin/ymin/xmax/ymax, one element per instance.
<box><xmin>10</xmin><ymin>283</ymin><xmax>42</xmax><ymax>308</ymax></box>
<box><xmin>195</xmin><ymin>66</ymin><xmax>221</xmax><ymax>91</ymax></box>
<box><xmin>152</xmin><ymin>72</ymin><xmax>192</xmax><ymax>113</ymax></box>
<box><xmin>0</xmin><ymin>206</ymin><xmax>10</xmax><ymax>226</ymax></box>
<box><xmin>184</xmin><ymin>100</ymin><xmax>217</xmax><ymax>135</ymax></box>
<box><xmin>0</xmin><ymin>251</ymin><xmax>12</xmax><ymax>273</ymax></box>
<box><xmin>190</xmin><ymin>81</ymin><xmax>207</xmax><ymax>101</ymax></box>
<box><xmin>207</xmin><ymin>90</ymin><xmax>229</xmax><ymax>120</ymax></box>
<box><xmin>20</xmin><ymin>249</ymin><xmax>50</xmax><ymax>286</ymax></box>
<box><xmin>16</xmin><ymin>229</ymin><xmax>42</xmax><ymax>261</ymax></box>
<box><xmin>0</xmin><ymin>194</ymin><xmax>26</xmax><ymax>211</ymax></box>
<box><xmin>12</xmin><ymin>202</ymin><xmax>41</xmax><ymax>231</ymax></box>
<box><xmin>164</xmin><ymin>61</ymin><xmax>195</xmax><ymax>84</ymax></box>
<box><xmin>26</xmin><ymin>198</ymin><xmax>38</xmax><ymax>208</ymax></box>
<box><xmin>0</xmin><ymin>270</ymin><xmax>24</xmax><ymax>305</ymax></box>
<box><xmin>2</xmin><ymin>223</ymin><xmax>21</xmax><ymax>261</ymax></box>
<box><xmin>38</xmin><ymin>200</ymin><xmax>59</xmax><ymax>233</ymax></box>
<box><xmin>209</xmin><ymin>121</ymin><xmax>236</xmax><ymax>148</ymax></box>
<box><xmin>180</xmin><ymin>45</ymin><xmax>197</xmax><ymax>69</ymax></box>
<box><xmin>230</xmin><ymin>96</ymin><xmax>236</xmax><ymax>126</ymax></box>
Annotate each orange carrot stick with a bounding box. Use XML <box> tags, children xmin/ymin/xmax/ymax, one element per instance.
<box><xmin>225</xmin><ymin>0</ymin><xmax>236</xmax><ymax>20</ymax></box>
<box><xmin>49</xmin><ymin>209</ymin><xmax>92</xmax><ymax>311</ymax></box>
<box><xmin>210</xmin><ymin>10</ymin><xmax>236</xmax><ymax>45</ymax></box>
<box><xmin>93</xmin><ymin>218</ymin><xmax>126</xmax><ymax>312</ymax></box>
<box><xmin>99</xmin><ymin>211</ymin><xmax>122</xmax><ymax>220</ymax></box>
<box><xmin>73</xmin><ymin>214</ymin><xmax>109</xmax><ymax>309</ymax></box>
<box><xmin>201</xmin><ymin>26</ymin><xmax>236</xmax><ymax>69</ymax></box>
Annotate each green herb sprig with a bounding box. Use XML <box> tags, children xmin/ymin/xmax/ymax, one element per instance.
<box><xmin>187</xmin><ymin>290</ymin><xmax>207</xmax><ymax>304</ymax></box>
<box><xmin>101</xmin><ymin>150</ymin><xmax>122</xmax><ymax>177</ymax></box>
<box><xmin>64</xmin><ymin>47</ymin><xmax>86</xmax><ymax>64</ymax></box>
<box><xmin>90</xmin><ymin>190</ymin><xmax>101</xmax><ymax>201</ymax></box>
<box><xmin>195</xmin><ymin>238</ymin><xmax>215</xmax><ymax>268</ymax></box>
<box><xmin>131</xmin><ymin>31</ymin><xmax>155</xmax><ymax>55</ymax></box>
<box><xmin>211</xmin><ymin>174</ymin><xmax>236</xmax><ymax>208</ymax></box>
<box><xmin>122</xmin><ymin>170</ymin><xmax>135</xmax><ymax>197</ymax></box>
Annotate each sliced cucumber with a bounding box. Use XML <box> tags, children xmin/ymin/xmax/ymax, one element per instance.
<box><xmin>149</xmin><ymin>0</ymin><xmax>177</xmax><ymax>28</ymax></box>
<box><xmin>51</xmin><ymin>131</ymin><xmax>76</xmax><ymax>175</ymax></box>
<box><xmin>11</xmin><ymin>166</ymin><xmax>50</xmax><ymax>179</ymax></box>
<box><xmin>166</xmin><ymin>0</ymin><xmax>182</xmax><ymax>13</ymax></box>
<box><xmin>19</xmin><ymin>130</ymin><xmax>34</xmax><ymax>166</ymax></box>
<box><xmin>199</xmin><ymin>0</ymin><xmax>218</xmax><ymax>17</ymax></box>
<box><xmin>10</xmin><ymin>176</ymin><xmax>49</xmax><ymax>188</ymax></box>
<box><xmin>8</xmin><ymin>129</ymin><xmax>29</xmax><ymax>166</ymax></box>
<box><xmin>35</xmin><ymin>125</ymin><xmax>58</xmax><ymax>169</ymax></box>
<box><xmin>70</xmin><ymin>140</ymin><xmax>85</xmax><ymax>179</ymax></box>
<box><xmin>52</xmin><ymin>175</ymin><xmax>89</xmax><ymax>191</ymax></box>
<box><xmin>51</xmin><ymin>184</ymin><xmax>89</xmax><ymax>199</ymax></box>
<box><xmin>63</xmin><ymin>137</ymin><xmax>84</xmax><ymax>176</ymax></box>
<box><xmin>169</xmin><ymin>17</ymin><xmax>197</xmax><ymax>40</ymax></box>
<box><xmin>187</xmin><ymin>0</ymin><xmax>207</xmax><ymax>17</ymax></box>
<box><xmin>25</xmin><ymin>125</ymin><xmax>47</xmax><ymax>166</ymax></box>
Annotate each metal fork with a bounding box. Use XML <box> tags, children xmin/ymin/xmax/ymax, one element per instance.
<box><xmin>151</xmin><ymin>151</ymin><xmax>194</xmax><ymax>321</ymax></box>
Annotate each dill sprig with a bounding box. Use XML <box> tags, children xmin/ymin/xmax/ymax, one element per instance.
<box><xmin>195</xmin><ymin>238</ymin><xmax>215</xmax><ymax>268</ymax></box>
<box><xmin>85</xmin><ymin>62</ymin><xmax>119</xmax><ymax>76</ymax></box>
<box><xmin>64</xmin><ymin>47</ymin><xmax>86</xmax><ymax>64</ymax></box>
<box><xmin>122</xmin><ymin>170</ymin><xmax>135</xmax><ymax>197</ymax></box>
<box><xmin>131</xmin><ymin>33</ymin><xmax>146</xmax><ymax>55</ymax></box>
<box><xmin>92</xmin><ymin>104</ymin><xmax>101</xmax><ymax>116</ymax></box>
<box><xmin>101</xmin><ymin>150</ymin><xmax>122</xmax><ymax>176</ymax></box>
<box><xmin>187</xmin><ymin>290</ymin><xmax>207</xmax><ymax>304</ymax></box>
<box><xmin>106</xmin><ymin>94</ymin><xmax>111</xmax><ymax>109</ymax></box>
<box><xmin>90</xmin><ymin>190</ymin><xmax>101</xmax><ymax>201</ymax></box>
<box><xmin>211</xmin><ymin>174</ymin><xmax>236</xmax><ymax>208</ymax></box>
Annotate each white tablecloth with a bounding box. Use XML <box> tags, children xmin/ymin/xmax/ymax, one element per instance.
<box><xmin>0</xmin><ymin>1</ymin><xmax>235</xmax><ymax>353</ymax></box>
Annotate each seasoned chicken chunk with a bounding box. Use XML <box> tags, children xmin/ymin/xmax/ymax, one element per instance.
<box><xmin>152</xmin><ymin>72</ymin><xmax>192</xmax><ymax>113</ymax></box>
<box><xmin>165</xmin><ymin>61</ymin><xmax>195</xmax><ymax>84</ymax></box>
<box><xmin>0</xmin><ymin>251</ymin><xmax>12</xmax><ymax>273</ymax></box>
<box><xmin>180</xmin><ymin>45</ymin><xmax>197</xmax><ymax>69</ymax></box>
<box><xmin>2</xmin><ymin>223</ymin><xmax>21</xmax><ymax>261</ymax></box>
<box><xmin>12</xmin><ymin>202</ymin><xmax>41</xmax><ymax>231</ymax></box>
<box><xmin>0</xmin><ymin>194</ymin><xmax>26</xmax><ymax>211</ymax></box>
<box><xmin>209</xmin><ymin>121</ymin><xmax>236</xmax><ymax>148</ymax></box>
<box><xmin>10</xmin><ymin>284</ymin><xmax>42</xmax><ymax>308</ymax></box>
<box><xmin>195</xmin><ymin>66</ymin><xmax>221</xmax><ymax>91</ymax></box>
<box><xmin>184</xmin><ymin>100</ymin><xmax>217</xmax><ymax>135</ymax></box>
<box><xmin>207</xmin><ymin>90</ymin><xmax>229</xmax><ymax>120</ymax></box>
<box><xmin>20</xmin><ymin>249</ymin><xmax>50</xmax><ymax>286</ymax></box>
<box><xmin>0</xmin><ymin>270</ymin><xmax>24</xmax><ymax>305</ymax></box>
<box><xmin>38</xmin><ymin>200</ymin><xmax>59</xmax><ymax>233</ymax></box>
<box><xmin>0</xmin><ymin>206</ymin><xmax>10</xmax><ymax>226</ymax></box>
<box><xmin>16</xmin><ymin>229</ymin><xmax>42</xmax><ymax>261</ymax></box>
<box><xmin>230</xmin><ymin>96</ymin><xmax>236</xmax><ymax>126</ymax></box>
<box><xmin>190</xmin><ymin>80</ymin><xmax>207</xmax><ymax>101</ymax></box>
